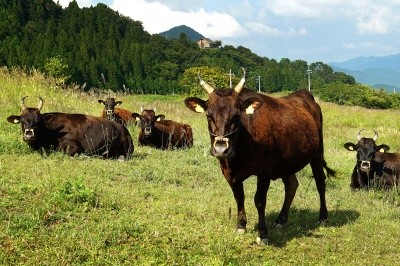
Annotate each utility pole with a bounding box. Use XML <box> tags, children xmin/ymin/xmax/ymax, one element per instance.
<box><xmin>307</xmin><ymin>65</ymin><xmax>312</xmax><ymax>91</ymax></box>
<box><xmin>227</xmin><ymin>69</ymin><xmax>235</xmax><ymax>88</ymax></box>
<box><xmin>256</xmin><ymin>75</ymin><xmax>261</xmax><ymax>93</ymax></box>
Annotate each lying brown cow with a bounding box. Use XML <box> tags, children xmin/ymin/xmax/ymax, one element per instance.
<box><xmin>98</xmin><ymin>97</ymin><xmax>135</xmax><ymax>126</ymax></box>
<box><xmin>344</xmin><ymin>129</ymin><xmax>399</xmax><ymax>189</ymax></box>
<box><xmin>184</xmin><ymin>68</ymin><xmax>335</xmax><ymax>244</ymax></box>
<box><xmin>8</xmin><ymin>96</ymin><xmax>134</xmax><ymax>159</ymax></box>
<box><xmin>132</xmin><ymin>108</ymin><xmax>193</xmax><ymax>150</ymax></box>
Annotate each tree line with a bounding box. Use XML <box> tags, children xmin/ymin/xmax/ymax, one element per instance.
<box><xmin>3</xmin><ymin>0</ymin><xmax>399</xmax><ymax>109</ymax></box>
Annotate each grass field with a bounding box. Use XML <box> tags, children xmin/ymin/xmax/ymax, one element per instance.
<box><xmin>1</xmin><ymin>68</ymin><xmax>400</xmax><ymax>265</ymax></box>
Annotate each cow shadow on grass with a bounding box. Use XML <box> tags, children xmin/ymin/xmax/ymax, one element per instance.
<box><xmin>252</xmin><ymin>208</ymin><xmax>360</xmax><ymax>247</ymax></box>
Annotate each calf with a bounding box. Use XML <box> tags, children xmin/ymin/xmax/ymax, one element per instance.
<box><xmin>132</xmin><ymin>108</ymin><xmax>193</xmax><ymax>150</ymax></box>
<box><xmin>8</xmin><ymin>96</ymin><xmax>134</xmax><ymax>159</ymax></box>
<box><xmin>344</xmin><ymin>129</ymin><xmax>399</xmax><ymax>189</ymax></box>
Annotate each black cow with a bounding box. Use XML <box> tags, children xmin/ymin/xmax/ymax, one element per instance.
<box><xmin>344</xmin><ymin>129</ymin><xmax>399</xmax><ymax>189</ymax></box>
<box><xmin>7</xmin><ymin>96</ymin><xmax>134</xmax><ymax>159</ymax></box>
<box><xmin>98</xmin><ymin>97</ymin><xmax>135</xmax><ymax>126</ymax></box>
<box><xmin>132</xmin><ymin>108</ymin><xmax>193</xmax><ymax>150</ymax></box>
<box><xmin>184</xmin><ymin>68</ymin><xmax>335</xmax><ymax>244</ymax></box>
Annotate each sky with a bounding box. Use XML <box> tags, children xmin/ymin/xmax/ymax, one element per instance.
<box><xmin>56</xmin><ymin>0</ymin><xmax>400</xmax><ymax>63</ymax></box>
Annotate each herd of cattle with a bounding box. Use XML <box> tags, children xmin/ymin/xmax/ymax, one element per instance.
<box><xmin>6</xmin><ymin>68</ymin><xmax>399</xmax><ymax>244</ymax></box>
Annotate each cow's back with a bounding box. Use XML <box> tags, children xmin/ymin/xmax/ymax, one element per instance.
<box><xmin>115</xmin><ymin>108</ymin><xmax>135</xmax><ymax>125</ymax></box>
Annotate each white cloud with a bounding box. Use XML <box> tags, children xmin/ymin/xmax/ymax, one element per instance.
<box><xmin>355</xmin><ymin>7</ymin><xmax>390</xmax><ymax>35</ymax></box>
<box><xmin>343</xmin><ymin>43</ymin><xmax>355</xmax><ymax>49</ymax></box>
<box><xmin>110</xmin><ymin>0</ymin><xmax>245</xmax><ymax>38</ymax></box>
<box><xmin>245</xmin><ymin>21</ymin><xmax>308</xmax><ymax>37</ymax></box>
<box><xmin>268</xmin><ymin>0</ymin><xmax>346</xmax><ymax>19</ymax></box>
<box><xmin>267</xmin><ymin>0</ymin><xmax>400</xmax><ymax>35</ymax></box>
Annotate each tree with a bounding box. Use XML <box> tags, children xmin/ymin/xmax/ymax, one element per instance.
<box><xmin>44</xmin><ymin>56</ymin><xmax>70</xmax><ymax>86</ymax></box>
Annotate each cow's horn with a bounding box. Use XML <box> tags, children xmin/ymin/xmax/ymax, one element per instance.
<box><xmin>233</xmin><ymin>67</ymin><xmax>246</xmax><ymax>93</ymax></box>
<box><xmin>37</xmin><ymin>97</ymin><xmax>43</xmax><ymax>111</ymax></box>
<box><xmin>357</xmin><ymin>129</ymin><xmax>364</xmax><ymax>141</ymax></box>
<box><xmin>372</xmin><ymin>129</ymin><xmax>378</xmax><ymax>141</ymax></box>
<box><xmin>198</xmin><ymin>72</ymin><xmax>214</xmax><ymax>94</ymax></box>
<box><xmin>20</xmin><ymin>96</ymin><xmax>28</xmax><ymax>110</ymax></box>
<box><xmin>140</xmin><ymin>106</ymin><xmax>143</xmax><ymax>112</ymax></box>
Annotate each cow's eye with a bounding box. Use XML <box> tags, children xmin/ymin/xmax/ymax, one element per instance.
<box><xmin>206</xmin><ymin>113</ymin><xmax>214</xmax><ymax>122</ymax></box>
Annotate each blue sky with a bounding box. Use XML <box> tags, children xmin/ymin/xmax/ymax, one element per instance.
<box><xmin>56</xmin><ymin>0</ymin><xmax>400</xmax><ymax>63</ymax></box>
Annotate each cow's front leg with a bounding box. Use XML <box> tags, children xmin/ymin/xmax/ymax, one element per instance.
<box><xmin>60</xmin><ymin>141</ymin><xmax>82</xmax><ymax>157</ymax></box>
<box><xmin>254</xmin><ymin>176</ymin><xmax>271</xmax><ymax>244</ymax></box>
<box><xmin>229</xmin><ymin>182</ymin><xmax>247</xmax><ymax>233</ymax></box>
<box><xmin>357</xmin><ymin>171</ymin><xmax>369</xmax><ymax>188</ymax></box>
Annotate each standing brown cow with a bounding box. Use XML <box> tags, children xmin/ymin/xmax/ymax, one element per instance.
<box><xmin>132</xmin><ymin>108</ymin><xmax>193</xmax><ymax>150</ymax></box>
<box><xmin>7</xmin><ymin>96</ymin><xmax>134</xmax><ymax>159</ymax></box>
<box><xmin>184</xmin><ymin>68</ymin><xmax>335</xmax><ymax>244</ymax></box>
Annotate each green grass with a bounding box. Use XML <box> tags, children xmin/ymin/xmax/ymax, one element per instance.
<box><xmin>1</xmin><ymin>68</ymin><xmax>400</xmax><ymax>265</ymax></box>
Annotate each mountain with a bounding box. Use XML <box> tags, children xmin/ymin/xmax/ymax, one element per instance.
<box><xmin>158</xmin><ymin>25</ymin><xmax>204</xmax><ymax>42</ymax></box>
<box><xmin>329</xmin><ymin>54</ymin><xmax>400</xmax><ymax>92</ymax></box>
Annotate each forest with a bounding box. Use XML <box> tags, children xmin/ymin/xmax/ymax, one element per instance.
<box><xmin>2</xmin><ymin>0</ymin><xmax>400</xmax><ymax>108</ymax></box>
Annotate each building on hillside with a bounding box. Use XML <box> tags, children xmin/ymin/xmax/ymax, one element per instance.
<box><xmin>197</xmin><ymin>38</ymin><xmax>219</xmax><ymax>48</ymax></box>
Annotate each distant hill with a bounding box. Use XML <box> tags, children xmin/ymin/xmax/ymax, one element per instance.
<box><xmin>330</xmin><ymin>54</ymin><xmax>400</xmax><ymax>92</ymax></box>
<box><xmin>158</xmin><ymin>25</ymin><xmax>204</xmax><ymax>42</ymax></box>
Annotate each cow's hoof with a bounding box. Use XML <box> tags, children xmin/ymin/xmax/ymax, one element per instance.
<box><xmin>236</xmin><ymin>228</ymin><xmax>246</xmax><ymax>235</ymax></box>
<box><xmin>319</xmin><ymin>220</ymin><xmax>327</xmax><ymax>226</ymax></box>
<box><xmin>256</xmin><ymin>236</ymin><xmax>269</xmax><ymax>245</ymax></box>
<box><xmin>275</xmin><ymin>223</ymin><xmax>284</xmax><ymax>229</ymax></box>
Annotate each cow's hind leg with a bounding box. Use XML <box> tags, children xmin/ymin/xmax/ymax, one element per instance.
<box><xmin>310</xmin><ymin>158</ymin><xmax>328</xmax><ymax>222</ymax></box>
<box><xmin>254</xmin><ymin>176</ymin><xmax>271</xmax><ymax>244</ymax></box>
<box><xmin>276</xmin><ymin>174</ymin><xmax>298</xmax><ymax>226</ymax></box>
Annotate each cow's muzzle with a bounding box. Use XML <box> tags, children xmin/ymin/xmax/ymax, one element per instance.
<box><xmin>106</xmin><ymin>110</ymin><xmax>115</xmax><ymax>120</ymax></box>
<box><xmin>209</xmin><ymin>129</ymin><xmax>238</xmax><ymax>159</ymax></box>
<box><xmin>144</xmin><ymin>127</ymin><xmax>152</xmax><ymax>136</ymax></box>
<box><xmin>23</xmin><ymin>128</ymin><xmax>35</xmax><ymax>140</ymax></box>
<box><xmin>213</xmin><ymin>136</ymin><xmax>229</xmax><ymax>155</ymax></box>
<box><xmin>360</xmin><ymin>160</ymin><xmax>371</xmax><ymax>172</ymax></box>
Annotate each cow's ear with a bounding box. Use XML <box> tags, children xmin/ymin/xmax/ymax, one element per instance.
<box><xmin>240</xmin><ymin>97</ymin><xmax>263</xmax><ymax>114</ymax></box>
<box><xmin>7</xmin><ymin>115</ymin><xmax>21</xmax><ymax>124</ymax></box>
<box><xmin>184</xmin><ymin>97</ymin><xmax>207</xmax><ymax>113</ymax></box>
<box><xmin>98</xmin><ymin>100</ymin><xmax>104</xmax><ymax>104</ymax></box>
<box><xmin>132</xmin><ymin>113</ymin><xmax>141</xmax><ymax>121</ymax></box>
<box><xmin>116</xmin><ymin>101</ymin><xmax>122</xmax><ymax>105</ymax></box>
<box><xmin>377</xmin><ymin>144</ymin><xmax>390</xmax><ymax>153</ymax></box>
<box><xmin>344</xmin><ymin>142</ymin><xmax>357</xmax><ymax>151</ymax></box>
<box><xmin>156</xmin><ymin>115</ymin><xmax>165</xmax><ymax>121</ymax></box>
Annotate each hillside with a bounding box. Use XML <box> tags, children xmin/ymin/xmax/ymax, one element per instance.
<box><xmin>158</xmin><ymin>25</ymin><xmax>204</xmax><ymax>42</ymax></box>
<box><xmin>330</xmin><ymin>54</ymin><xmax>400</xmax><ymax>91</ymax></box>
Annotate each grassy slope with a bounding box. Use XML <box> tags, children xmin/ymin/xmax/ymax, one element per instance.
<box><xmin>1</xmin><ymin>68</ymin><xmax>399</xmax><ymax>265</ymax></box>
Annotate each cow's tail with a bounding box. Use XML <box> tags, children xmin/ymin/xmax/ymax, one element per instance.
<box><xmin>323</xmin><ymin>159</ymin><xmax>336</xmax><ymax>177</ymax></box>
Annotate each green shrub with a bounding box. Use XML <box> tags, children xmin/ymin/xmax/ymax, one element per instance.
<box><xmin>314</xmin><ymin>83</ymin><xmax>397</xmax><ymax>109</ymax></box>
